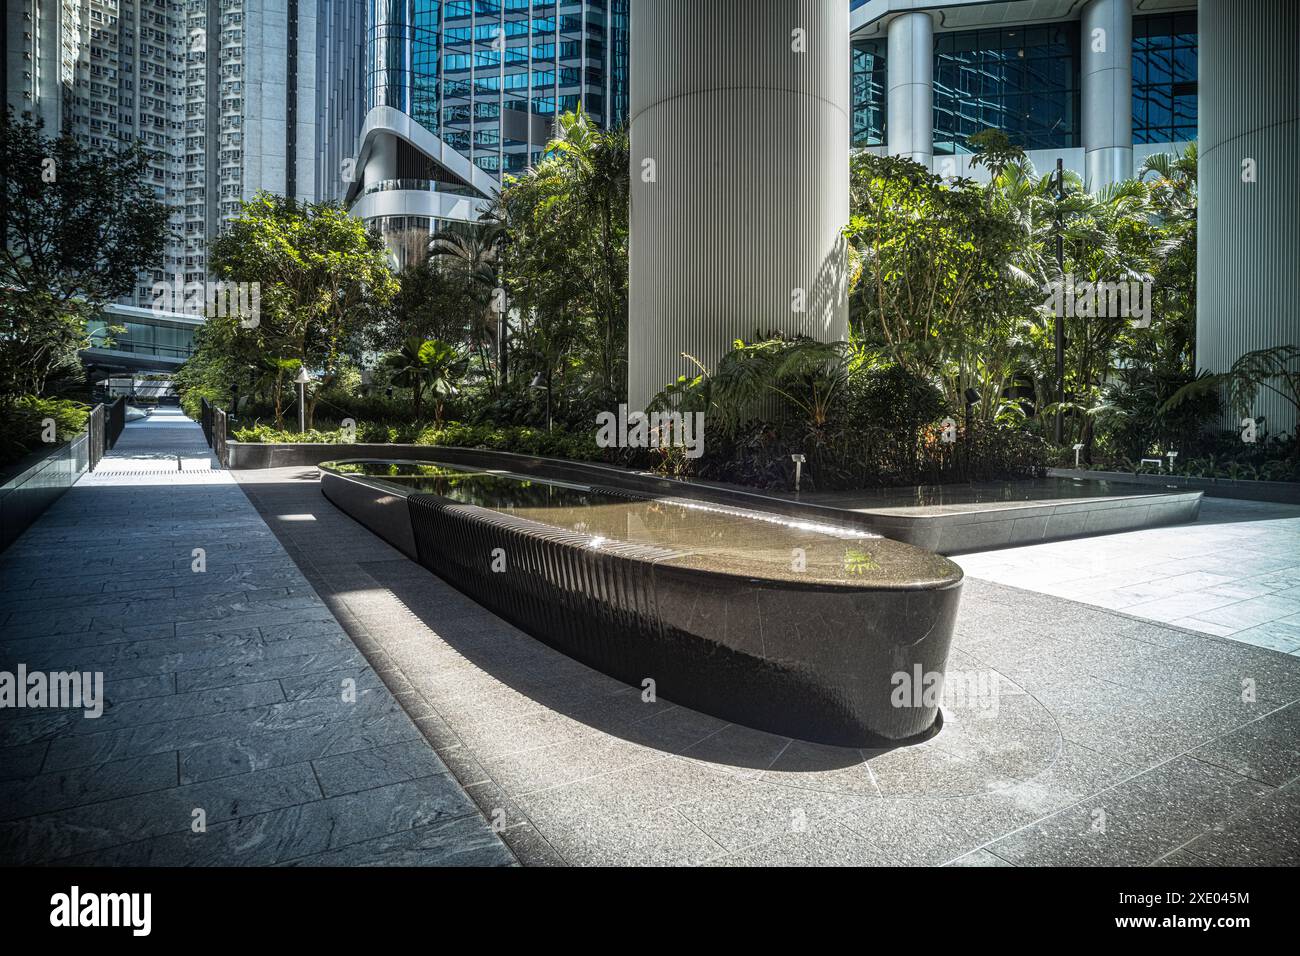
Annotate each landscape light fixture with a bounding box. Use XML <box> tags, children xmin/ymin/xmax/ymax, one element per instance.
<box><xmin>295</xmin><ymin>367</ymin><xmax>311</xmax><ymax>433</ymax></box>
<box><xmin>791</xmin><ymin>453</ymin><xmax>807</xmax><ymax>492</ymax></box>
<box><xmin>1073</xmin><ymin>442</ymin><xmax>1085</xmax><ymax>468</ymax></box>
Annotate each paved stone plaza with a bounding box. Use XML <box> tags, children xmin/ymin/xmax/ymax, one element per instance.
<box><xmin>0</xmin><ymin>410</ymin><xmax>512</xmax><ymax>866</ymax></box>
<box><xmin>234</xmin><ymin>470</ymin><xmax>1300</xmax><ymax>867</ymax></box>
<box><xmin>2</xmin><ymin>411</ymin><xmax>1298</xmax><ymax>866</ymax></box>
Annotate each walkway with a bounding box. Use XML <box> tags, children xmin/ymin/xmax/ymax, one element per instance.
<box><xmin>955</xmin><ymin>497</ymin><xmax>1300</xmax><ymax>653</ymax></box>
<box><xmin>0</xmin><ymin>408</ymin><xmax>512</xmax><ymax>866</ymax></box>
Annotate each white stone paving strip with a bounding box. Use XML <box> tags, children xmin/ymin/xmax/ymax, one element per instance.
<box><xmin>953</xmin><ymin>497</ymin><xmax>1300</xmax><ymax>654</ymax></box>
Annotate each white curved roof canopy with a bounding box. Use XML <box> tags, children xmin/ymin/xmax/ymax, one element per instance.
<box><xmin>347</xmin><ymin>106</ymin><xmax>502</xmax><ymax>207</ymax></box>
<box><xmin>350</xmin><ymin>188</ymin><xmax>493</xmax><ymax>224</ymax></box>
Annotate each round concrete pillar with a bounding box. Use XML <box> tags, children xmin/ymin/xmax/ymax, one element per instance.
<box><xmin>1081</xmin><ymin>0</ymin><xmax>1133</xmax><ymax>190</ymax></box>
<box><xmin>886</xmin><ymin>12</ymin><xmax>934</xmax><ymax>167</ymax></box>
<box><xmin>628</xmin><ymin>0</ymin><xmax>850</xmax><ymax>411</ymax></box>
<box><xmin>1198</xmin><ymin>0</ymin><xmax>1300</xmax><ymax>435</ymax></box>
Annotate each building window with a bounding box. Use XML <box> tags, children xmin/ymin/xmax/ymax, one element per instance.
<box><xmin>1132</xmin><ymin>12</ymin><xmax>1197</xmax><ymax>144</ymax></box>
<box><xmin>933</xmin><ymin>24</ymin><xmax>1080</xmax><ymax>155</ymax></box>
<box><xmin>851</xmin><ymin>38</ymin><xmax>886</xmax><ymax>147</ymax></box>
<box><xmin>367</xmin><ymin>0</ymin><xmax>627</xmax><ymax>189</ymax></box>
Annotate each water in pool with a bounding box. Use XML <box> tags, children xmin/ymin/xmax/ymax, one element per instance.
<box><xmin>323</xmin><ymin>460</ymin><xmax>955</xmax><ymax>586</ymax></box>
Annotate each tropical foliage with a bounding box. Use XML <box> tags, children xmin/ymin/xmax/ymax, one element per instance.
<box><xmin>177</xmin><ymin>193</ymin><xmax>397</xmax><ymax>428</ymax></box>
<box><xmin>0</xmin><ymin>109</ymin><xmax>167</xmax><ymax>465</ymax></box>
<box><xmin>173</xmin><ymin>119</ymin><xmax>1293</xmax><ymax>489</ymax></box>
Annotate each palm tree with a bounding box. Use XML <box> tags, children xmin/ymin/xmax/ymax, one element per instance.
<box><xmin>383</xmin><ymin>337</ymin><xmax>432</xmax><ymax>421</ymax></box>
<box><xmin>420</xmin><ymin>339</ymin><xmax>466</xmax><ymax>429</ymax></box>
<box><xmin>541</xmin><ymin>108</ymin><xmax>630</xmax><ymax>405</ymax></box>
<box><xmin>428</xmin><ymin>219</ymin><xmax>505</xmax><ymax>382</ymax></box>
<box><xmin>1163</xmin><ymin>345</ymin><xmax>1300</xmax><ymax>446</ymax></box>
<box><xmin>654</xmin><ymin>336</ymin><xmax>849</xmax><ymax>439</ymax></box>
<box><xmin>427</xmin><ymin>219</ymin><xmax>504</xmax><ymax>286</ymax></box>
<box><xmin>382</xmin><ymin>337</ymin><xmax>466</xmax><ymax>427</ymax></box>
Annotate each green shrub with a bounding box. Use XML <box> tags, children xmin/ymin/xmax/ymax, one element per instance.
<box><xmin>229</xmin><ymin>419</ymin><xmax>605</xmax><ymax>462</ymax></box>
<box><xmin>673</xmin><ymin>416</ymin><xmax>1048</xmax><ymax>492</ymax></box>
<box><xmin>843</xmin><ymin>362</ymin><xmax>949</xmax><ymax>432</ymax></box>
<box><xmin>0</xmin><ymin>396</ymin><xmax>91</xmax><ymax>469</ymax></box>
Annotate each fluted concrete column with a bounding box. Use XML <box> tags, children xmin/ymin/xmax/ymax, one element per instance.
<box><xmin>886</xmin><ymin>12</ymin><xmax>934</xmax><ymax>166</ymax></box>
<box><xmin>628</xmin><ymin>0</ymin><xmax>850</xmax><ymax>411</ymax></box>
<box><xmin>1198</xmin><ymin>0</ymin><xmax>1300</xmax><ymax>435</ymax></box>
<box><xmin>1081</xmin><ymin>0</ymin><xmax>1133</xmax><ymax>190</ymax></box>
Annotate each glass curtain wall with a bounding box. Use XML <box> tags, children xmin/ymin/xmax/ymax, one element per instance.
<box><xmin>368</xmin><ymin>1</ymin><xmax>629</xmax><ymax>183</ymax></box>
<box><xmin>1132</xmin><ymin>12</ymin><xmax>1197</xmax><ymax>144</ymax></box>
<box><xmin>848</xmin><ymin>16</ymin><xmax>1198</xmax><ymax>157</ymax></box>
<box><xmin>851</xmin><ymin>38</ymin><xmax>886</xmax><ymax>148</ymax></box>
<box><xmin>933</xmin><ymin>24</ymin><xmax>1080</xmax><ymax>155</ymax></box>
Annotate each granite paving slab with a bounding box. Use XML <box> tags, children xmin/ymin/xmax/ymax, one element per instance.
<box><xmin>0</xmin><ymin>410</ymin><xmax>511</xmax><ymax>866</ymax></box>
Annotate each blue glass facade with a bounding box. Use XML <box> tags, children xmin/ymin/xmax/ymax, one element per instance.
<box><xmin>367</xmin><ymin>1</ymin><xmax>629</xmax><ymax>180</ymax></box>
<box><xmin>1132</xmin><ymin>12</ymin><xmax>1198</xmax><ymax>144</ymax></box>
<box><xmin>851</xmin><ymin>38</ymin><xmax>886</xmax><ymax>147</ymax></box>
<box><xmin>933</xmin><ymin>24</ymin><xmax>1080</xmax><ymax>155</ymax></box>
<box><xmin>850</xmin><ymin>17</ymin><xmax>1197</xmax><ymax>156</ymax></box>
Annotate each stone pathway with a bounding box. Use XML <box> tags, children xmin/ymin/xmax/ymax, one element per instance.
<box><xmin>236</xmin><ymin>464</ymin><xmax>1300</xmax><ymax>867</ymax></box>
<box><xmin>955</xmin><ymin>497</ymin><xmax>1300</xmax><ymax>653</ymax></box>
<box><xmin>0</xmin><ymin>408</ymin><xmax>512</xmax><ymax>866</ymax></box>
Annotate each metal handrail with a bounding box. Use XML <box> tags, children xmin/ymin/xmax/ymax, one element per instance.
<box><xmin>88</xmin><ymin>404</ymin><xmax>106</xmax><ymax>472</ymax></box>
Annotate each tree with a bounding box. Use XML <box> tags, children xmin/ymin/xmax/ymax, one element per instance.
<box><xmin>205</xmin><ymin>193</ymin><xmax>397</xmax><ymax>428</ymax></box>
<box><xmin>844</xmin><ymin>152</ymin><xmax>1036</xmax><ymax>413</ymax></box>
<box><xmin>545</xmin><ymin>109</ymin><xmax>631</xmax><ymax>403</ymax></box>
<box><xmin>370</xmin><ymin>258</ymin><xmax>481</xmax><ymax>355</ymax></box>
<box><xmin>968</xmin><ymin>129</ymin><xmax>1025</xmax><ymax>180</ymax></box>
<box><xmin>497</xmin><ymin>107</ymin><xmax>630</xmax><ymax>415</ymax></box>
<box><xmin>382</xmin><ymin>337</ymin><xmax>465</xmax><ymax>427</ymax></box>
<box><xmin>0</xmin><ymin>110</ymin><xmax>168</xmax><ymax>400</ymax></box>
<box><xmin>427</xmin><ymin>219</ymin><xmax>504</xmax><ymax>383</ymax></box>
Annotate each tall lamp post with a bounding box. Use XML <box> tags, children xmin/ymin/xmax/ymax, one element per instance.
<box><xmin>1053</xmin><ymin>157</ymin><xmax>1067</xmax><ymax>446</ymax></box>
<box><xmin>295</xmin><ymin>367</ymin><xmax>311</xmax><ymax>433</ymax></box>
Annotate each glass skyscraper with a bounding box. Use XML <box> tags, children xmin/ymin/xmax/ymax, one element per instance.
<box><xmin>353</xmin><ymin>0</ymin><xmax>628</xmax><ymax>257</ymax></box>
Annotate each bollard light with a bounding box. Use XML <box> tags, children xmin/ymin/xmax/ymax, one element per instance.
<box><xmin>791</xmin><ymin>453</ymin><xmax>806</xmax><ymax>493</ymax></box>
<box><xmin>295</xmin><ymin>367</ymin><xmax>311</xmax><ymax>433</ymax></box>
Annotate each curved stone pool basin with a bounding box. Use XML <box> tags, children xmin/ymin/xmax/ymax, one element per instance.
<box><xmin>319</xmin><ymin>458</ymin><xmax>964</xmax><ymax>747</ymax></box>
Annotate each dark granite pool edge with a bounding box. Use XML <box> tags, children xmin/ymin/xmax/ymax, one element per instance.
<box><xmin>320</xmin><ymin>465</ymin><xmax>963</xmax><ymax>747</ymax></box>
<box><xmin>225</xmin><ymin>442</ymin><xmax>1204</xmax><ymax>554</ymax></box>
